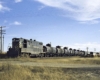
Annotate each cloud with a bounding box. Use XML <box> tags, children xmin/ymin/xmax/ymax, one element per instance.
<box><xmin>10</xmin><ymin>21</ymin><xmax>22</xmax><ymax>25</ymax></box>
<box><xmin>36</xmin><ymin>0</ymin><xmax>100</xmax><ymax>23</ymax></box>
<box><xmin>15</xmin><ymin>0</ymin><xmax>22</xmax><ymax>3</ymax></box>
<box><xmin>0</xmin><ymin>2</ymin><xmax>10</xmax><ymax>12</ymax></box>
<box><xmin>79</xmin><ymin>20</ymin><xmax>100</xmax><ymax>24</ymax></box>
<box><xmin>38</xmin><ymin>5</ymin><xmax>45</xmax><ymax>10</ymax></box>
<box><xmin>67</xmin><ymin>42</ymin><xmax>100</xmax><ymax>52</ymax></box>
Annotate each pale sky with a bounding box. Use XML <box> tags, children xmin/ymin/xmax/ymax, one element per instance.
<box><xmin>0</xmin><ymin>0</ymin><xmax>100</xmax><ymax>52</ymax></box>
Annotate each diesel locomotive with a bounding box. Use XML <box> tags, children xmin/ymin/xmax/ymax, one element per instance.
<box><xmin>7</xmin><ymin>38</ymin><xmax>44</xmax><ymax>57</ymax></box>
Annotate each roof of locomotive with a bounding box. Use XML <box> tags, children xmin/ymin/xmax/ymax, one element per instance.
<box><xmin>12</xmin><ymin>37</ymin><xmax>43</xmax><ymax>44</ymax></box>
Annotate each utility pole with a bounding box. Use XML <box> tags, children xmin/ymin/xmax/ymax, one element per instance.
<box><xmin>3</xmin><ymin>35</ymin><xmax>4</xmax><ymax>52</ymax></box>
<box><xmin>0</xmin><ymin>26</ymin><xmax>6</xmax><ymax>54</ymax></box>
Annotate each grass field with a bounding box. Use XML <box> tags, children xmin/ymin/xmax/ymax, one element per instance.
<box><xmin>0</xmin><ymin>57</ymin><xmax>100</xmax><ymax>80</ymax></box>
<box><xmin>0</xmin><ymin>63</ymin><xmax>100</xmax><ymax>80</ymax></box>
<box><xmin>0</xmin><ymin>56</ymin><xmax>100</xmax><ymax>65</ymax></box>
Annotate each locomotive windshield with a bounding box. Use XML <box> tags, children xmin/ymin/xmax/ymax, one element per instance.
<box><xmin>12</xmin><ymin>38</ymin><xmax>19</xmax><ymax>42</ymax></box>
<box><xmin>12</xmin><ymin>38</ymin><xmax>19</xmax><ymax>48</ymax></box>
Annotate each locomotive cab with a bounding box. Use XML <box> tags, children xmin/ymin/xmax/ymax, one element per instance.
<box><xmin>12</xmin><ymin>38</ymin><xmax>25</xmax><ymax>49</ymax></box>
<box><xmin>12</xmin><ymin>38</ymin><xmax>20</xmax><ymax>48</ymax></box>
<box><xmin>7</xmin><ymin>38</ymin><xmax>22</xmax><ymax>57</ymax></box>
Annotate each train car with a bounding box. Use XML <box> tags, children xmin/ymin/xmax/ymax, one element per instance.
<box><xmin>89</xmin><ymin>52</ymin><xmax>94</xmax><ymax>57</ymax></box>
<box><xmin>85</xmin><ymin>51</ymin><xmax>94</xmax><ymax>57</ymax></box>
<box><xmin>72</xmin><ymin>49</ymin><xmax>76</xmax><ymax>56</ymax></box>
<box><xmin>56</xmin><ymin>46</ymin><xmax>64</xmax><ymax>56</ymax></box>
<box><xmin>43</xmin><ymin>44</ymin><xmax>56</xmax><ymax>57</ymax></box>
<box><xmin>63</xmin><ymin>47</ymin><xmax>69</xmax><ymax>56</ymax></box>
<box><xmin>7</xmin><ymin>38</ymin><xmax>44</xmax><ymax>57</ymax></box>
<box><xmin>78</xmin><ymin>50</ymin><xmax>82</xmax><ymax>56</ymax></box>
<box><xmin>80</xmin><ymin>51</ymin><xmax>85</xmax><ymax>56</ymax></box>
<box><xmin>72</xmin><ymin>49</ymin><xmax>74</xmax><ymax>56</ymax></box>
<box><xmin>75</xmin><ymin>50</ymin><xmax>79</xmax><ymax>56</ymax></box>
<box><xmin>69</xmin><ymin>48</ymin><xmax>73</xmax><ymax>56</ymax></box>
<box><xmin>93</xmin><ymin>52</ymin><xmax>100</xmax><ymax>57</ymax></box>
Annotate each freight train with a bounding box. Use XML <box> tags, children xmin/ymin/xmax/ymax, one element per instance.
<box><xmin>7</xmin><ymin>37</ymin><xmax>94</xmax><ymax>57</ymax></box>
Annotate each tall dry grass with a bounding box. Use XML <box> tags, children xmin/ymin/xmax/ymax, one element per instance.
<box><xmin>1</xmin><ymin>57</ymin><xmax>100</xmax><ymax>65</ymax></box>
<box><xmin>0</xmin><ymin>63</ymin><xmax>100</xmax><ymax>80</ymax></box>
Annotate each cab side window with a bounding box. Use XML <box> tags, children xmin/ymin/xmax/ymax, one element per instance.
<box><xmin>23</xmin><ymin>39</ymin><xmax>27</xmax><ymax>48</ymax></box>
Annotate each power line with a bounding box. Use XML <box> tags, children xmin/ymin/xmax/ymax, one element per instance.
<box><xmin>0</xmin><ymin>26</ymin><xmax>6</xmax><ymax>54</ymax></box>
